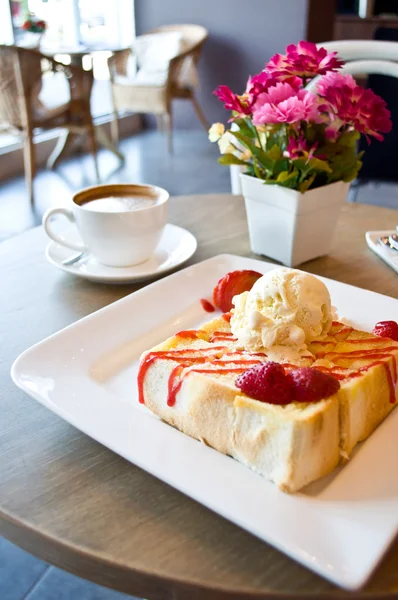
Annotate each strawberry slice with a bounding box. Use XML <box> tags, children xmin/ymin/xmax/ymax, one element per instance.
<box><xmin>373</xmin><ymin>321</ymin><xmax>398</xmax><ymax>342</ymax></box>
<box><xmin>213</xmin><ymin>269</ymin><xmax>262</xmax><ymax>313</ymax></box>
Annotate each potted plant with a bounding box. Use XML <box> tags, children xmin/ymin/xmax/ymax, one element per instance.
<box><xmin>21</xmin><ymin>14</ymin><xmax>47</xmax><ymax>48</ymax></box>
<box><xmin>209</xmin><ymin>41</ymin><xmax>392</xmax><ymax>266</ymax></box>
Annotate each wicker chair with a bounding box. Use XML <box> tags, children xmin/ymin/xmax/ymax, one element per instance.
<box><xmin>108</xmin><ymin>24</ymin><xmax>209</xmax><ymax>152</ymax></box>
<box><xmin>0</xmin><ymin>45</ymin><xmax>98</xmax><ymax>204</ymax></box>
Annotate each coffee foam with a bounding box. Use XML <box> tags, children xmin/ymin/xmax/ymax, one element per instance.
<box><xmin>81</xmin><ymin>196</ymin><xmax>158</xmax><ymax>213</ymax></box>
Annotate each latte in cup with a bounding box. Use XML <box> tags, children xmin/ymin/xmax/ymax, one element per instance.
<box><xmin>43</xmin><ymin>184</ymin><xmax>169</xmax><ymax>267</ymax></box>
<box><xmin>81</xmin><ymin>196</ymin><xmax>160</xmax><ymax>213</ymax></box>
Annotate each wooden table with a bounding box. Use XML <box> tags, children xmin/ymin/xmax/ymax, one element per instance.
<box><xmin>1</xmin><ymin>195</ymin><xmax>398</xmax><ymax>600</ymax></box>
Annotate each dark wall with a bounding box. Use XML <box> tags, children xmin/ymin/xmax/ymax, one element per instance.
<box><xmin>135</xmin><ymin>0</ymin><xmax>309</xmax><ymax>128</ymax></box>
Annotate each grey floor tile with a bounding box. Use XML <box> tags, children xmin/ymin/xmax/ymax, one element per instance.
<box><xmin>25</xmin><ymin>566</ymin><xmax>138</xmax><ymax>600</ymax></box>
<box><xmin>0</xmin><ymin>537</ymin><xmax>48</xmax><ymax>600</ymax></box>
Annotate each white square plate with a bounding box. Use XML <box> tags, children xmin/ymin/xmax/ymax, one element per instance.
<box><xmin>11</xmin><ymin>254</ymin><xmax>398</xmax><ymax>590</ymax></box>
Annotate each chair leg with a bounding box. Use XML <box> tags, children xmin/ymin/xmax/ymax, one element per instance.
<box><xmin>23</xmin><ymin>131</ymin><xmax>35</xmax><ymax>205</ymax></box>
<box><xmin>110</xmin><ymin>110</ymin><xmax>119</xmax><ymax>146</ymax></box>
<box><xmin>88</xmin><ymin>124</ymin><xmax>100</xmax><ymax>181</ymax></box>
<box><xmin>96</xmin><ymin>125</ymin><xmax>125</xmax><ymax>162</ymax></box>
<box><xmin>191</xmin><ymin>94</ymin><xmax>209</xmax><ymax>131</ymax></box>
<box><xmin>155</xmin><ymin>114</ymin><xmax>164</xmax><ymax>132</ymax></box>
<box><xmin>47</xmin><ymin>130</ymin><xmax>78</xmax><ymax>170</ymax></box>
<box><xmin>164</xmin><ymin>111</ymin><xmax>173</xmax><ymax>154</ymax></box>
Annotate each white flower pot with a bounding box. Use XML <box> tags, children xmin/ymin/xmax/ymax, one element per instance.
<box><xmin>240</xmin><ymin>174</ymin><xmax>350</xmax><ymax>267</ymax></box>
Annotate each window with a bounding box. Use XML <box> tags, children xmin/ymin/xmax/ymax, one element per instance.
<box><xmin>8</xmin><ymin>0</ymin><xmax>134</xmax><ymax>49</ymax></box>
<box><xmin>0</xmin><ymin>0</ymin><xmax>135</xmax><ymax>149</ymax></box>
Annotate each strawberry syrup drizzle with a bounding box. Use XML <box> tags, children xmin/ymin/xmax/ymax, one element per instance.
<box><xmin>382</xmin><ymin>362</ymin><xmax>396</xmax><ymax>404</ymax></box>
<box><xmin>137</xmin><ymin>344</ymin><xmax>227</xmax><ymax>404</ymax></box>
<box><xmin>337</xmin><ymin>327</ymin><xmax>354</xmax><ymax>335</ymax></box>
<box><xmin>167</xmin><ymin>357</ymin><xmax>266</xmax><ymax>405</ymax></box>
<box><xmin>209</xmin><ymin>331</ymin><xmax>238</xmax><ymax>343</ymax></box>
<box><xmin>200</xmin><ymin>298</ymin><xmax>216</xmax><ymax>313</ymax></box>
<box><xmin>391</xmin><ymin>355</ymin><xmax>398</xmax><ymax>382</ymax></box>
<box><xmin>175</xmin><ymin>330</ymin><xmax>200</xmax><ymax>339</ymax></box>
<box><xmin>167</xmin><ymin>365</ymin><xmax>185</xmax><ymax>406</ymax></box>
<box><xmin>138</xmin><ymin>324</ymin><xmax>398</xmax><ymax>406</ymax></box>
<box><xmin>338</xmin><ymin>338</ymin><xmax>398</xmax><ymax>345</ymax></box>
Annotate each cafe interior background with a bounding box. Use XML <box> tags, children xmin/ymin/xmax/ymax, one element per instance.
<box><xmin>1</xmin><ymin>0</ymin><xmax>398</xmax><ymax>598</ymax></box>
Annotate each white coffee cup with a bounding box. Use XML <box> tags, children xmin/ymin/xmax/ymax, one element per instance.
<box><xmin>42</xmin><ymin>183</ymin><xmax>169</xmax><ymax>267</ymax></box>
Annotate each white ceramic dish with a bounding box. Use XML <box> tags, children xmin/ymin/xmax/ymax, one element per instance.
<box><xmin>11</xmin><ymin>254</ymin><xmax>398</xmax><ymax>590</ymax></box>
<box><xmin>45</xmin><ymin>223</ymin><xmax>197</xmax><ymax>283</ymax></box>
<box><xmin>366</xmin><ymin>230</ymin><xmax>398</xmax><ymax>275</ymax></box>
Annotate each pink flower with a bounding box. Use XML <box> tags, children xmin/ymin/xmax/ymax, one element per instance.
<box><xmin>245</xmin><ymin>71</ymin><xmax>300</xmax><ymax>100</ymax></box>
<box><xmin>284</xmin><ymin>135</ymin><xmax>318</xmax><ymax>159</ymax></box>
<box><xmin>245</xmin><ymin>71</ymin><xmax>303</xmax><ymax>111</ymax></box>
<box><xmin>246</xmin><ymin>71</ymin><xmax>276</xmax><ymax>99</ymax></box>
<box><xmin>252</xmin><ymin>82</ymin><xmax>320</xmax><ymax>125</ymax></box>
<box><xmin>267</xmin><ymin>41</ymin><xmax>344</xmax><ymax>80</ymax></box>
<box><xmin>213</xmin><ymin>85</ymin><xmax>251</xmax><ymax>115</ymax></box>
<box><xmin>318</xmin><ymin>75</ymin><xmax>392</xmax><ymax>141</ymax></box>
<box><xmin>317</xmin><ymin>72</ymin><xmax>356</xmax><ymax>97</ymax></box>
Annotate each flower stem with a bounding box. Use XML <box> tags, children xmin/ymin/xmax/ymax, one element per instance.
<box><xmin>254</xmin><ymin>126</ymin><xmax>263</xmax><ymax>151</ymax></box>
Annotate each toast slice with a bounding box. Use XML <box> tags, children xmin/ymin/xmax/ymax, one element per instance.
<box><xmin>309</xmin><ymin>323</ymin><xmax>398</xmax><ymax>457</ymax></box>
<box><xmin>137</xmin><ymin>317</ymin><xmax>398</xmax><ymax>492</ymax></box>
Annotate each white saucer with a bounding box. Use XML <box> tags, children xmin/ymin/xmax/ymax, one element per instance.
<box><xmin>45</xmin><ymin>224</ymin><xmax>197</xmax><ymax>284</ymax></box>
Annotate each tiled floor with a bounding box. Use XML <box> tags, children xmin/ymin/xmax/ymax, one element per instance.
<box><xmin>0</xmin><ymin>538</ymin><xmax>133</xmax><ymax>600</ymax></box>
<box><xmin>1</xmin><ymin>128</ymin><xmax>397</xmax><ymax>599</ymax></box>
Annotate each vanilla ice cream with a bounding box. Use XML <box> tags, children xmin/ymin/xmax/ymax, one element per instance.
<box><xmin>230</xmin><ymin>267</ymin><xmax>332</xmax><ymax>360</ymax></box>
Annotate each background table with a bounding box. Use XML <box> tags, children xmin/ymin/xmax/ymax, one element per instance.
<box><xmin>39</xmin><ymin>43</ymin><xmax>126</xmax><ymax>165</ymax></box>
<box><xmin>40</xmin><ymin>42</ymin><xmax>126</xmax><ymax>67</ymax></box>
<box><xmin>1</xmin><ymin>194</ymin><xmax>398</xmax><ymax>599</ymax></box>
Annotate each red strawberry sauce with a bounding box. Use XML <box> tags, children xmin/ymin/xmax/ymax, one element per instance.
<box><xmin>200</xmin><ymin>298</ymin><xmax>215</xmax><ymax>312</ymax></box>
<box><xmin>137</xmin><ymin>323</ymin><xmax>398</xmax><ymax>407</ymax></box>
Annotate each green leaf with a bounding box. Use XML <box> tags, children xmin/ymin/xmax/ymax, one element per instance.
<box><xmin>273</xmin><ymin>158</ymin><xmax>290</xmax><ymax>175</ymax></box>
<box><xmin>253</xmin><ymin>159</ymin><xmax>263</xmax><ymax>179</ymax></box>
<box><xmin>266</xmin><ymin>124</ymin><xmax>288</xmax><ymax>152</ymax></box>
<box><xmin>339</xmin><ymin>129</ymin><xmax>360</xmax><ymax>148</ymax></box>
<box><xmin>299</xmin><ymin>173</ymin><xmax>316</xmax><ymax>193</ymax></box>
<box><xmin>234</xmin><ymin>118</ymin><xmax>256</xmax><ymax>139</ymax></box>
<box><xmin>341</xmin><ymin>158</ymin><xmax>362</xmax><ymax>182</ymax></box>
<box><xmin>218</xmin><ymin>154</ymin><xmax>248</xmax><ymax>166</ymax></box>
<box><xmin>307</xmin><ymin>157</ymin><xmax>332</xmax><ymax>173</ymax></box>
<box><xmin>318</xmin><ymin>140</ymin><xmax>359</xmax><ymax>183</ymax></box>
<box><xmin>266</xmin><ymin>144</ymin><xmax>282</xmax><ymax>161</ymax></box>
<box><xmin>271</xmin><ymin>169</ymin><xmax>299</xmax><ymax>189</ymax></box>
<box><xmin>230</xmin><ymin>131</ymin><xmax>275</xmax><ymax>172</ymax></box>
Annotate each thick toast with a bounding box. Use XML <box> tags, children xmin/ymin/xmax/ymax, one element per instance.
<box><xmin>137</xmin><ymin>316</ymin><xmax>398</xmax><ymax>492</ymax></box>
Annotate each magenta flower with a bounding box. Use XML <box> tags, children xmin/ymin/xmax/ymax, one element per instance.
<box><xmin>246</xmin><ymin>71</ymin><xmax>276</xmax><ymax>98</ymax></box>
<box><xmin>317</xmin><ymin>72</ymin><xmax>356</xmax><ymax>97</ymax></box>
<box><xmin>252</xmin><ymin>82</ymin><xmax>320</xmax><ymax>125</ymax></box>
<box><xmin>284</xmin><ymin>135</ymin><xmax>317</xmax><ymax>159</ymax></box>
<box><xmin>213</xmin><ymin>85</ymin><xmax>251</xmax><ymax>115</ymax></box>
<box><xmin>267</xmin><ymin>41</ymin><xmax>344</xmax><ymax>80</ymax></box>
<box><xmin>246</xmin><ymin>71</ymin><xmax>301</xmax><ymax>105</ymax></box>
<box><xmin>317</xmin><ymin>74</ymin><xmax>392</xmax><ymax>141</ymax></box>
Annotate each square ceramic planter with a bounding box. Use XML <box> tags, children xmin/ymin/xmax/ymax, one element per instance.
<box><xmin>240</xmin><ymin>173</ymin><xmax>350</xmax><ymax>267</ymax></box>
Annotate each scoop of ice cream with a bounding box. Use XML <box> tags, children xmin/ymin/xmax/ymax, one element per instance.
<box><xmin>230</xmin><ymin>267</ymin><xmax>332</xmax><ymax>355</ymax></box>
